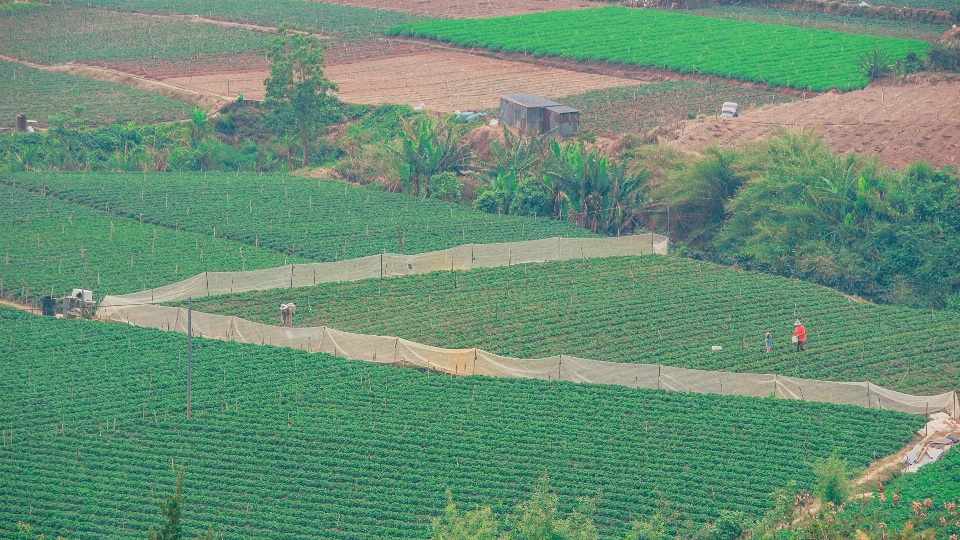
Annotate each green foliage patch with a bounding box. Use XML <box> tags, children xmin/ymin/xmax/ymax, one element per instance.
<box><xmin>389</xmin><ymin>6</ymin><xmax>930</xmax><ymax>91</ymax></box>
<box><xmin>0</xmin><ymin>61</ymin><xmax>192</xmax><ymax>128</ymax></box>
<box><xmin>185</xmin><ymin>255</ymin><xmax>960</xmax><ymax>395</ymax></box>
<box><xmin>2</xmin><ymin>172</ymin><xmax>594</xmax><ymax>263</ymax></box>
<box><xmin>0</xmin><ymin>307</ymin><xmax>922</xmax><ymax>539</ymax></box>
<box><xmin>0</xmin><ymin>182</ymin><xmax>301</xmax><ymax>301</ymax></box>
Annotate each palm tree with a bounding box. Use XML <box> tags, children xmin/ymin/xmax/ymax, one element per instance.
<box><xmin>392</xmin><ymin>115</ymin><xmax>472</xmax><ymax>197</ymax></box>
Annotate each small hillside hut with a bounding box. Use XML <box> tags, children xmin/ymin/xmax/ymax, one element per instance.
<box><xmin>498</xmin><ymin>94</ymin><xmax>579</xmax><ymax>137</ymax></box>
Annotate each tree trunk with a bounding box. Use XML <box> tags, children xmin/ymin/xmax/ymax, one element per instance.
<box><xmin>300</xmin><ymin>119</ymin><xmax>309</xmax><ymax>168</ymax></box>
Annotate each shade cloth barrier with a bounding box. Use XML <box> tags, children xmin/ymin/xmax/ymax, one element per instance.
<box><xmin>95</xmin><ymin>234</ymin><xmax>957</xmax><ymax>417</ymax></box>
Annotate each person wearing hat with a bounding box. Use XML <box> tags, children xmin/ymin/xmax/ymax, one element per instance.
<box><xmin>765</xmin><ymin>332</ymin><xmax>773</xmax><ymax>353</ymax></box>
<box><xmin>280</xmin><ymin>303</ymin><xmax>294</xmax><ymax>328</ymax></box>
<box><xmin>792</xmin><ymin>320</ymin><xmax>806</xmax><ymax>351</ymax></box>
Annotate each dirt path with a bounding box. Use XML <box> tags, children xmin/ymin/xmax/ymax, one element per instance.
<box><xmin>0</xmin><ymin>299</ymin><xmax>39</xmax><ymax>315</ymax></box>
<box><xmin>0</xmin><ymin>53</ymin><xmax>232</xmax><ymax>111</ymax></box>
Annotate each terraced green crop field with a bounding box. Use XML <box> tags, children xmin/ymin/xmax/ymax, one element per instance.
<box><xmin>0</xmin><ymin>307</ymin><xmax>922</xmax><ymax>539</ymax></box>
<box><xmin>0</xmin><ymin>183</ymin><xmax>301</xmax><ymax>302</ymax></box>
<box><xmin>184</xmin><ymin>256</ymin><xmax>960</xmax><ymax>395</ymax></box>
<box><xmin>389</xmin><ymin>6</ymin><xmax>930</xmax><ymax>91</ymax></box>
<box><xmin>2</xmin><ymin>172</ymin><xmax>594</xmax><ymax>263</ymax></box>
<box><xmin>0</xmin><ymin>173</ymin><xmax>591</xmax><ymax>302</ymax></box>
<box><xmin>0</xmin><ymin>61</ymin><xmax>192</xmax><ymax>128</ymax></box>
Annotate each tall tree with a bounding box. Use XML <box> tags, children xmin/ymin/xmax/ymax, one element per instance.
<box><xmin>148</xmin><ymin>467</ymin><xmax>186</xmax><ymax>540</ymax></box>
<box><xmin>264</xmin><ymin>24</ymin><xmax>341</xmax><ymax>168</ymax></box>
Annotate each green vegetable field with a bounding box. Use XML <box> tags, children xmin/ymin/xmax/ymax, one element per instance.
<box><xmin>184</xmin><ymin>256</ymin><xmax>960</xmax><ymax>395</ymax></box>
<box><xmin>0</xmin><ymin>307</ymin><xmax>922</xmax><ymax>539</ymax></box>
<box><xmin>0</xmin><ymin>61</ymin><xmax>192</xmax><ymax>128</ymax></box>
<box><xmin>0</xmin><ymin>6</ymin><xmax>269</xmax><ymax>65</ymax></box>
<box><xmin>0</xmin><ymin>183</ymin><xmax>302</xmax><ymax>302</ymax></box>
<box><xmin>2</xmin><ymin>172</ymin><xmax>594</xmax><ymax>262</ymax></box>
<box><xmin>388</xmin><ymin>6</ymin><xmax>931</xmax><ymax>91</ymax></box>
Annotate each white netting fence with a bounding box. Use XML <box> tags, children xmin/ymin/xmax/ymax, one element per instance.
<box><xmin>96</xmin><ymin>234</ymin><xmax>957</xmax><ymax>418</ymax></box>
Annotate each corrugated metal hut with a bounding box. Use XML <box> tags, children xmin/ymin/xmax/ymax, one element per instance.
<box><xmin>498</xmin><ymin>94</ymin><xmax>579</xmax><ymax>137</ymax></box>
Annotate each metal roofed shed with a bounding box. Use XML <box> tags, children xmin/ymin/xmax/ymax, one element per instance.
<box><xmin>499</xmin><ymin>94</ymin><xmax>579</xmax><ymax>137</ymax></box>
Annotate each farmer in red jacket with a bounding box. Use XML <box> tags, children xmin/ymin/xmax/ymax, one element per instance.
<box><xmin>793</xmin><ymin>320</ymin><xmax>806</xmax><ymax>352</ymax></box>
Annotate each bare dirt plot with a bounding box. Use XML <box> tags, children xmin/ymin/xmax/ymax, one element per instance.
<box><xmin>324</xmin><ymin>51</ymin><xmax>640</xmax><ymax>111</ymax></box>
<box><xmin>675</xmin><ymin>78</ymin><xmax>960</xmax><ymax>168</ymax></box>
<box><xmin>164</xmin><ymin>70</ymin><xmax>270</xmax><ymax>102</ymax></box>
<box><xmin>312</xmin><ymin>0</ymin><xmax>594</xmax><ymax>18</ymax></box>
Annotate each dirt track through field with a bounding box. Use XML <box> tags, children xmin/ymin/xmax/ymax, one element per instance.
<box><xmin>676</xmin><ymin>78</ymin><xmax>960</xmax><ymax>168</ymax></box>
<box><xmin>312</xmin><ymin>0</ymin><xmax>594</xmax><ymax>18</ymax></box>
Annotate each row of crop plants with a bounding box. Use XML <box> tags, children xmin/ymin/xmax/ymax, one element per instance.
<box><xmin>184</xmin><ymin>256</ymin><xmax>960</xmax><ymax>395</ymax></box>
<box><xmin>1</xmin><ymin>172</ymin><xmax>594</xmax><ymax>263</ymax></box>
<box><xmin>0</xmin><ymin>307</ymin><xmax>922</xmax><ymax>539</ymax></box>
<box><xmin>389</xmin><ymin>7</ymin><xmax>930</xmax><ymax>91</ymax></box>
<box><xmin>0</xmin><ymin>182</ymin><xmax>303</xmax><ymax>303</ymax></box>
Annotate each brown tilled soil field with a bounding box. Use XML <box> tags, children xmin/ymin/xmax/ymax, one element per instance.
<box><xmin>676</xmin><ymin>78</ymin><xmax>960</xmax><ymax>168</ymax></box>
<box><xmin>164</xmin><ymin>51</ymin><xmax>640</xmax><ymax>111</ymax></box>
<box><xmin>312</xmin><ymin>0</ymin><xmax>594</xmax><ymax>18</ymax></box>
<box><xmin>324</xmin><ymin>51</ymin><xmax>639</xmax><ymax>110</ymax></box>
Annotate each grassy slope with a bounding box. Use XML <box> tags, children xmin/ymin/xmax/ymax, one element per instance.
<box><xmin>388</xmin><ymin>6</ymin><xmax>930</xmax><ymax>91</ymax></box>
<box><xmin>1</xmin><ymin>172</ymin><xmax>595</xmax><ymax>262</ymax></box>
<box><xmin>0</xmin><ymin>61</ymin><xmax>192</xmax><ymax>128</ymax></box>
<box><xmin>0</xmin><ymin>183</ymin><xmax>304</xmax><ymax>301</ymax></box>
<box><xmin>184</xmin><ymin>256</ymin><xmax>960</xmax><ymax>395</ymax></box>
<box><xmin>0</xmin><ymin>306</ymin><xmax>922</xmax><ymax>539</ymax></box>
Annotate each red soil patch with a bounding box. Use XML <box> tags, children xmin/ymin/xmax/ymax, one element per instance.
<box><xmin>675</xmin><ymin>77</ymin><xmax>960</xmax><ymax>169</ymax></box>
<box><xmin>311</xmin><ymin>0</ymin><xmax>594</xmax><ymax>18</ymax></box>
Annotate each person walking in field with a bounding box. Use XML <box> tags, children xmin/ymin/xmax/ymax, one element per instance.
<box><xmin>765</xmin><ymin>332</ymin><xmax>773</xmax><ymax>353</ymax></box>
<box><xmin>280</xmin><ymin>303</ymin><xmax>295</xmax><ymax>328</ymax></box>
<box><xmin>792</xmin><ymin>320</ymin><xmax>806</xmax><ymax>351</ymax></box>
